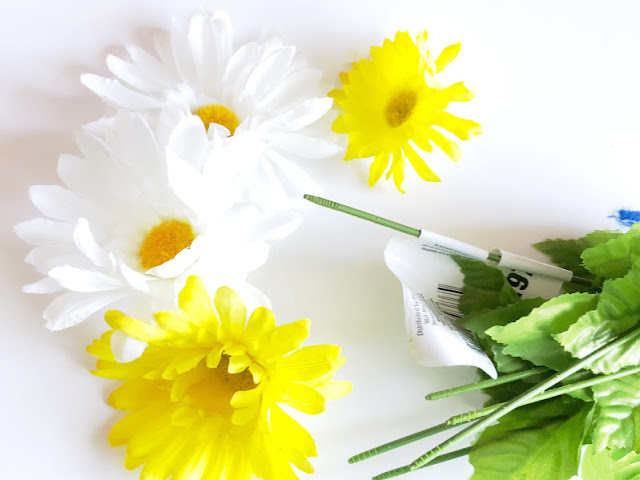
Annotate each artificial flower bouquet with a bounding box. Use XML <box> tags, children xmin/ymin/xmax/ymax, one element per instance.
<box><xmin>18</xmin><ymin>7</ymin><xmax>637</xmax><ymax>480</ymax></box>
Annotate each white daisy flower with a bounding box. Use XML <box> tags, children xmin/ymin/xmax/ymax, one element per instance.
<box><xmin>14</xmin><ymin>110</ymin><xmax>295</xmax><ymax>352</ymax></box>
<box><xmin>81</xmin><ymin>10</ymin><xmax>341</xmax><ymax>210</ymax></box>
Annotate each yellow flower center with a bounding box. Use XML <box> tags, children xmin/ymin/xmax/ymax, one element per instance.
<box><xmin>193</xmin><ymin>104</ymin><xmax>240</xmax><ymax>135</ymax></box>
<box><xmin>188</xmin><ymin>355</ymin><xmax>257</xmax><ymax>415</ymax></box>
<box><xmin>385</xmin><ymin>90</ymin><xmax>418</xmax><ymax>128</ymax></box>
<box><xmin>138</xmin><ymin>219</ymin><xmax>196</xmax><ymax>270</ymax></box>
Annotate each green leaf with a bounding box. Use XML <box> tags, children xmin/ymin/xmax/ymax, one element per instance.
<box><xmin>487</xmin><ymin>293</ymin><xmax>599</xmax><ymax>371</ymax></box>
<box><xmin>454</xmin><ymin>257</ymin><xmax>521</xmax><ymax>316</ymax></box>
<box><xmin>464</xmin><ymin>298</ymin><xmax>546</xmax><ymax>336</ymax></box>
<box><xmin>470</xmin><ymin>401</ymin><xmax>588</xmax><ymax>480</ymax></box>
<box><xmin>463</xmin><ymin>299</ymin><xmax>545</xmax><ymax>377</ymax></box>
<box><xmin>588</xmin><ymin>373</ymin><xmax>640</xmax><ymax>454</ymax></box>
<box><xmin>582</xmin><ymin>224</ymin><xmax>640</xmax><ymax>280</ymax></box>
<box><xmin>534</xmin><ymin>230</ymin><xmax>620</xmax><ymax>293</ymax></box>
<box><xmin>580</xmin><ymin>444</ymin><xmax>640</xmax><ymax>480</ymax></box>
<box><xmin>556</xmin><ymin>266</ymin><xmax>640</xmax><ymax>374</ymax></box>
<box><xmin>461</xmin><ymin>298</ymin><xmax>545</xmax><ymax>380</ymax></box>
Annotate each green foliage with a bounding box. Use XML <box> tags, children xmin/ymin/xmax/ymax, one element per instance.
<box><xmin>453</xmin><ymin>257</ymin><xmax>520</xmax><ymax>315</ymax></box>
<box><xmin>556</xmin><ymin>267</ymin><xmax>640</xmax><ymax>374</ymax></box>
<box><xmin>451</xmin><ymin>226</ymin><xmax>640</xmax><ymax>480</ymax></box>
<box><xmin>580</xmin><ymin>444</ymin><xmax>640</xmax><ymax>480</ymax></box>
<box><xmin>589</xmin><ymin>373</ymin><xmax>640</xmax><ymax>455</ymax></box>
<box><xmin>487</xmin><ymin>293</ymin><xmax>598</xmax><ymax>371</ymax></box>
<box><xmin>469</xmin><ymin>401</ymin><xmax>588</xmax><ymax>480</ymax></box>
<box><xmin>581</xmin><ymin>224</ymin><xmax>640</xmax><ymax>280</ymax></box>
<box><xmin>534</xmin><ymin>230</ymin><xmax>620</xmax><ymax>293</ymax></box>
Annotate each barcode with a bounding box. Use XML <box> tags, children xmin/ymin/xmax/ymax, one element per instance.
<box><xmin>436</xmin><ymin>283</ymin><xmax>463</xmax><ymax>320</ymax></box>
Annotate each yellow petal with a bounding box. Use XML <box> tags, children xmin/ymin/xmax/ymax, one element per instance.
<box><xmin>86</xmin><ymin>329</ymin><xmax>115</xmax><ymax>361</ymax></box>
<box><xmin>436</xmin><ymin>111</ymin><xmax>483</xmax><ymax>140</ymax></box>
<box><xmin>162</xmin><ymin>350</ymin><xmax>208</xmax><ymax>379</ymax></box>
<box><xmin>331</xmin><ymin>115</ymin><xmax>348</xmax><ymax>133</ymax></box>
<box><xmin>230</xmin><ymin>386</ymin><xmax>262</xmax><ymax>409</ymax></box>
<box><xmin>282</xmin><ymin>383</ymin><xmax>326</xmax><ymax>415</ymax></box>
<box><xmin>205</xmin><ymin>345</ymin><xmax>223</xmax><ymax>368</ymax></box>
<box><xmin>264</xmin><ymin>319</ymin><xmax>310</xmax><ymax>359</ymax></box>
<box><xmin>369</xmin><ymin>152</ymin><xmax>390</xmax><ymax>186</ymax></box>
<box><xmin>278</xmin><ymin>345</ymin><xmax>342</xmax><ymax>381</ymax></box>
<box><xmin>108</xmin><ymin>380</ymin><xmax>162</xmax><ymax>410</ymax></box>
<box><xmin>439</xmin><ymin>81</ymin><xmax>475</xmax><ymax>102</ymax></box>
<box><xmin>435</xmin><ymin>43</ymin><xmax>461</xmax><ymax>73</ymax></box>
<box><xmin>228</xmin><ymin>354</ymin><xmax>251</xmax><ymax>374</ymax></box>
<box><xmin>271</xmin><ymin>404</ymin><xmax>317</xmax><ymax>457</ymax></box>
<box><xmin>231</xmin><ymin>405</ymin><xmax>259</xmax><ymax>426</ymax></box>
<box><xmin>178</xmin><ymin>276</ymin><xmax>216</xmax><ymax>326</ymax></box>
<box><xmin>245</xmin><ymin>306</ymin><xmax>275</xmax><ymax>344</ymax></box>
<box><xmin>315</xmin><ymin>380</ymin><xmax>353</xmax><ymax>400</ymax></box>
<box><xmin>427</xmin><ymin>128</ymin><xmax>461</xmax><ymax>162</ymax></box>
<box><xmin>105</xmin><ymin>310</ymin><xmax>170</xmax><ymax>344</ymax></box>
<box><xmin>405</xmin><ymin>145</ymin><xmax>441</xmax><ymax>182</ymax></box>
<box><xmin>214</xmin><ymin>286</ymin><xmax>247</xmax><ymax>336</ymax></box>
<box><xmin>392</xmin><ymin>151</ymin><xmax>406</xmax><ymax>193</ymax></box>
<box><xmin>153</xmin><ymin>311</ymin><xmax>192</xmax><ymax>335</ymax></box>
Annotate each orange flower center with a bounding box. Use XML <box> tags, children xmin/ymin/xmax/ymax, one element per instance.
<box><xmin>138</xmin><ymin>219</ymin><xmax>196</xmax><ymax>270</ymax></box>
<box><xmin>193</xmin><ymin>104</ymin><xmax>240</xmax><ymax>135</ymax></box>
<box><xmin>385</xmin><ymin>90</ymin><xmax>418</xmax><ymax>127</ymax></box>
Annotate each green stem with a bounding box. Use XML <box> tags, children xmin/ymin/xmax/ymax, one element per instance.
<box><xmin>425</xmin><ymin>367</ymin><xmax>549</xmax><ymax>401</ymax></box>
<box><xmin>416</xmin><ymin>447</ymin><xmax>472</xmax><ymax>470</ymax></box>
<box><xmin>372</xmin><ymin>326</ymin><xmax>640</xmax><ymax>477</ymax></box>
<box><xmin>372</xmin><ymin>448</ymin><xmax>472</xmax><ymax>479</ymax></box>
<box><xmin>447</xmin><ymin>365</ymin><xmax>640</xmax><ymax>425</ymax></box>
<box><xmin>303</xmin><ymin>195</ymin><xmax>420</xmax><ymax>237</ymax></box>
<box><xmin>349</xmin><ymin>421</ymin><xmax>457</xmax><ymax>464</ymax></box>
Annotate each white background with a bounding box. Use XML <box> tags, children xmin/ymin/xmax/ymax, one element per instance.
<box><xmin>2</xmin><ymin>1</ymin><xmax>640</xmax><ymax>479</ymax></box>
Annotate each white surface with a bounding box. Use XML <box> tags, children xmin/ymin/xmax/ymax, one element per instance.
<box><xmin>2</xmin><ymin>1</ymin><xmax>640</xmax><ymax>479</ymax></box>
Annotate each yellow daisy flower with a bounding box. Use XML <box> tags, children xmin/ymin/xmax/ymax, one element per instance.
<box><xmin>330</xmin><ymin>30</ymin><xmax>482</xmax><ymax>192</ymax></box>
<box><xmin>88</xmin><ymin>276</ymin><xmax>351</xmax><ymax>480</ymax></box>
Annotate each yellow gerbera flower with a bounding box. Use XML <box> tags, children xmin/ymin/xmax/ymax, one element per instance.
<box><xmin>88</xmin><ymin>276</ymin><xmax>351</xmax><ymax>480</ymax></box>
<box><xmin>330</xmin><ymin>30</ymin><xmax>482</xmax><ymax>192</ymax></box>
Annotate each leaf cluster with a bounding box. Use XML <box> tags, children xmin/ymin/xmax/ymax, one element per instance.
<box><xmin>456</xmin><ymin>224</ymin><xmax>640</xmax><ymax>479</ymax></box>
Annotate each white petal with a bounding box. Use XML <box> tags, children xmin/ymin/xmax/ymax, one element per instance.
<box><xmin>167</xmin><ymin>115</ymin><xmax>209</xmax><ymax>171</ymax></box>
<box><xmin>146</xmin><ymin>238</ymin><xmax>201</xmax><ymax>279</ymax></box>
<box><xmin>80</xmin><ymin>74</ymin><xmax>162</xmax><ymax>110</ymax></box>
<box><xmin>23</xmin><ymin>277</ymin><xmax>64</xmax><ymax>294</ymax></box>
<box><xmin>222</xmin><ymin>42</ymin><xmax>261</xmax><ymax>90</ymax></box>
<box><xmin>117</xmin><ymin>263</ymin><xmax>151</xmax><ymax>293</ymax></box>
<box><xmin>74</xmin><ymin>130</ymin><xmax>109</xmax><ymax>164</ymax></box>
<box><xmin>266</xmin><ymin>149</ymin><xmax>322</xmax><ymax>197</ymax></box>
<box><xmin>110</xmin><ymin>111</ymin><xmax>168</xmax><ymax>198</ymax></box>
<box><xmin>73</xmin><ymin>219</ymin><xmax>109</xmax><ymax>266</ymax></box>
<box><xmin>170</xmin><ymin>16</ymin><xmax>197</xmax><ymax>85</ymax></box>
<box><xmin>257</xmin><ymin>68</ymin><xmax>322</xmax><ymax>112</ymax></box>
<box><xmin>44</xmin><ymin>290</ymin><xmax>127</xmax><ymax>330</ymax></box>
<box><xmin>165</xmin><ymin>151</ymin><xmax>210</xmax><ymax>215</ymax></box>
<box><xmin>271</xmin><ymin>133</ymin><xmax>342</xmax><ymax>159</ymax></box>
<box><xmin>106</xmin><ymin>54</ymin><xmax>164</xmax><ymax>93</ymax></box>
<box><xmin>29</xmin><ymin>185</ymin><xmax>85</xmax><ymax>222</ymax></box>
<box><xmin>248</xmin><ymin>210</ymin><xmax>303</xmax><ymax>242</ymax></box>
<box><xmin>126</xmin><ymin>44</ymin><xmax>177</xmax><ymax>89</ymax></box>
<box><xmin>25</xmin><ymin>245</ymin><xmax>85</xmax><ymax>274</ymax></box>
<box><xmin>261</xmin><ymin>97</ymin><xmax>333</xmax><ymax>133</ymax></box>
<box><xmin>153</xmin><ymin>30</ymin><xmax>178</xmax><ymax>76</ymax></box>
<box><xmin>48</xmin><ymin>266</ymin><xmax>123</xmax><ymax>292</ymax></box>
<box><xmin>110</xmin><ymin>329</ymin><xmax>147</xmax><ymax>362</ymax></box>
<box><xmin>188</xmin><ymin>11</ymin><xmax>232</xmax><ymax>94</ymax></box>
<box><xmin>14</xmin><ymin>218</ymin><xmax>73</xmax><ymax>245</ymax></box>
<box><xmin>243</xmin><ymin>45</ymin><xmax>295</xmax><ymax>100</ymax></box>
